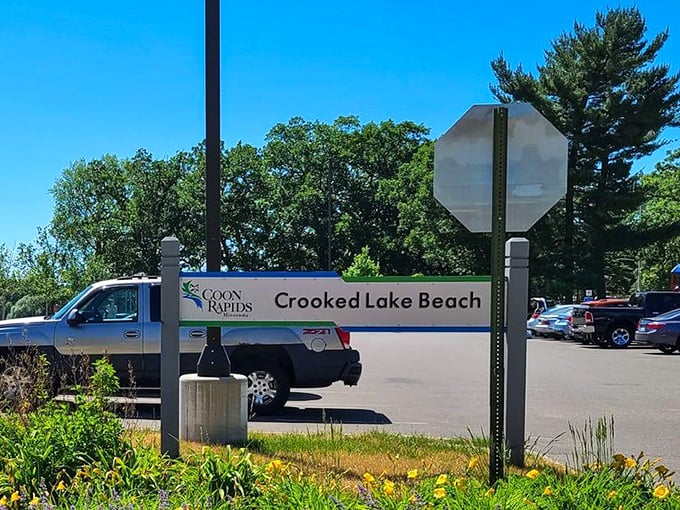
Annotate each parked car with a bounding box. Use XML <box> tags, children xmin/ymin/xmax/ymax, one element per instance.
<box><xmin>532</xmin><ymin>305</ymin><xmax>574</xmax><ymax>338</ymax></box>
<box><xmin>571</xmin><ymin>291</ymin><xmax>680</xmax><ymax>348</ymax></box>
<box><xmin>635</xmin><ymin>307</ymin><xmax>680</xmax><ymax>354</ymax></box>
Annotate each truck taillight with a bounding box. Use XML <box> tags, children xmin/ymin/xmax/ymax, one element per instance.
<box><xmin>585</xmin><ymin>311</ymin><xmax>594</xmax><ymax>325</ymax></box>
<box><xmin>336</xmin><ymin>327</ymin><xmax>350</xmax><ymax>347</ymax></box>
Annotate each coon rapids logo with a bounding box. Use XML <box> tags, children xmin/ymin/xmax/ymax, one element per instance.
<box><xmin>182</xmin><ymin>280</ymin><xmax>253</xmax><ymax>317</ymax></box>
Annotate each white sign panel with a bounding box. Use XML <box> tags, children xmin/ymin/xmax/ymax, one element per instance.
<box><xmin>179</xmin><ymin>272</ymin><xmax>491</xmax><ymax>331</ymax></box>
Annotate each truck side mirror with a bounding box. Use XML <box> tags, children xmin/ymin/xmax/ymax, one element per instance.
<box><xmin>66</xmin><ymin>309</ymin><xmax>83</xmax><ymax>326</ymax></box>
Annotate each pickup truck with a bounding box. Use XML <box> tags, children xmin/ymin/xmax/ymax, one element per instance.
<box><xmin>0</xmin><ymin>275</ymin><xmax>362</xmax><ymax>414</ymax></box>
<box><xmin>570</xmin><ymin>291</ymin><xmax>680</xmax><ymax>348</ymax></box>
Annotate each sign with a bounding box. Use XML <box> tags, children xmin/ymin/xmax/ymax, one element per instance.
<box><xmin>179</xmin><ymin>272</ymin><xmax>491</xmax><ymax>331</ymax></box>
<box><xmin>434</xmin><ymin>102</ymin><xmax>568</xmax><ymax>232</ymax></box>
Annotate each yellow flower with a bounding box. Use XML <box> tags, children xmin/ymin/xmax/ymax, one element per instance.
<box><xmin>467</xmin><ymin>457</ymin><xmax>479</xmax><ymax>470</ymax></box>
<box><xmin>362</xmin><ymin>472</ymin><xmax>375</xmax><ymax>484</ymax></box>
<box><xmin>526</xmin><ymin>469</ymin><xmax>540</xmax><ymax>479</ymax></box>
<box><xmin>382</xmin><ymin>479</ymin><xmax>395</xmax><ymax>496</ymax></box>
<box><xmin>543</xmin><ymin>486</ymin><xmax>552</xmax><ymax>496</ymax></box>
<box><xmin>0</xmin><ymin>496</ymin><xmax>6</xmax><ymax>506</ymax></box>
<box><xmin>454</xmin><ymin>477</ymin><xmax>465</xmax><ymax>490</ymax></box>
<box><xmin>433</xmin><ymin>487</ymin><xmax>446</xmax><ymax>499</ymax></box>
<box><xmin>653</xmin><ymin>485</ymin><xmax>670</xmax><ymax>500</ymax></box>
<box><xmin>407</xmin><ymin>468</ymin><xmax>419</xmax><ymax>479</ymax></box>
<box><xmin>56</xmin><ymin>480</ymin><xmax>67</xmax><ymax>491</ymax></box>
<box><xmin>435</xmin><ymin>474</ymin><xmax>448</xmax><ymax>485</ymax></box>
<box><xmin>29</xmin><ymin>496</ymin><xmax>40</xmax><ymax>506</ymax></box>
<box><xmin>485</xmin><ymin>487</ymin><xmax>495</xmax><ymax>497</ymax></box>
<box><xmin>607</xmin><ymin>490</ymin><xmax>618</xmax><ymax>500</ymax></box>
<box><xmin>11</xmin><ymin>491</ymin><xmax>20</xmax><ymax>502</ymax></box>
<box><xmin>265</xmin><ymin>459</ymin><xmax>284</xmax><ymax>473</ymax></box>
<box><xmin>624</xmin><ymin>457</ymin><xmax>637</xmax><ymax>469</ymax></box>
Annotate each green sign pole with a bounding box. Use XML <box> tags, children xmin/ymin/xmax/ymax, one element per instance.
<box><xmin>489</xmin><ymin>106</ymin><xmax>508</xmax><ymax>485</ymax></box>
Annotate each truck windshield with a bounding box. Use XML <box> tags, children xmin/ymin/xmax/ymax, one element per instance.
<box><xmin>50</xmin><ymin>285</ymin><xmax>94</xmax><ymax>320</ymax></box>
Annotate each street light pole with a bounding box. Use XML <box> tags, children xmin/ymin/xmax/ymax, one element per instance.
<box><xmin>197</xmin><ymin>0</ymin><xmax>231</xmax><ymax>376</ymax></box>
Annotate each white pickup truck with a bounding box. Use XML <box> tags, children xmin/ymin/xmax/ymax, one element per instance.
<box><xmin>0</xmin><ymin>275</ymin><xmax>362</xmax><ymax>414</ymax></box>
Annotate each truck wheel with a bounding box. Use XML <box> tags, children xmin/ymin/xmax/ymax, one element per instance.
<box><xmin>242</xmin><ymin>361</ymin><xmax>290</xmax><ymax>416</ymax></box>
<box><xmin>658</xmin><ymin>344</ymin><xmax>677</xmax><ymax>354</ymax></box>
<box><xmin>607</xmin><ymin>325</ymin><xmax>633</xmax><ymax>348</ymax></box>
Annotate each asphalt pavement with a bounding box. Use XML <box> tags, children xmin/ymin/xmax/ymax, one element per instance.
<box><xmin>121</xmin><ymin>333</ymin><xmax>680</xmax><ymax>476</ymax></box>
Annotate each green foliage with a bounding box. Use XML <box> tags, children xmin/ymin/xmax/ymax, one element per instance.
<box><xmin>491</xmin><ymin>6</ymin><xmax>680</xmax><ymax>298</ymax></box>
<box><xmin>343</xmin><ymin>246</ymin><xmax>381</xmax><ymax>277</ymax></box>
<box><xmin>6</xmin><ymin>295</ymin><xmax>44</xmax><ymax>319</ymax></box>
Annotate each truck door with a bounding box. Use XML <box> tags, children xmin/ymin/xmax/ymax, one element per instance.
<box><xmin>142</xmin><ymin>284</ymin><xmax>205</xmax><ymax>385</ymax></box>
<box><xmin>53</xmin><ymin>284</ymin><xmax>143</xmax><ymax>387</ymax></box>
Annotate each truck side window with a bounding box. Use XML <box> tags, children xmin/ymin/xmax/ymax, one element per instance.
<box><xmin>80</xmin><ymin>287</ymin><xmax>138</xmax><ymax>323</ymax></box>
<box><xmin>150</xmin><ymin>285</ymin><xmax>161</xmax><ymax>322</ymax></box>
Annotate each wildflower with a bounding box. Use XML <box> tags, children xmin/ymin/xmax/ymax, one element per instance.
<box><xmin>526</xmin><ymin>469</ymin><xmax>540</xmax><ymax>479</ymax></box>
<box><xmin>0</xmin><ymin>496</ymin><xmax>6</xmax><ymax>506</ymax></box>
<box><xmin>265</xmin><ymin>459</ymin><xmax>284</xmax><ymax>473</ymax></box>
<box><xmin>362</xmin><ymin>472</ymin><xmax>375</xmax><ymax>484</ymax></box>
<box><xmin>653</xmin><ymin>485</ymin><xmax>670</xmax><ymax>500</ymax></box>
<box><xmin>28</xmin><ymin>496</ymin><xmax>40</xmax><ymax>506</ymax></box>
<box><xmin>382</xmin><ymin>480</ymin><xmax>395</xmax><ymax>496</ymax></box>
<box><xmin>454</xmin><ymin>477</ymin><xmax>465</xmax><ymax>490</ymax></box>
<box><xmin>624</xmin><ymin>457</ymin><xmax>637</xmax><ymax>469</ymax></box>
<box><xmin>435</xmin><ymin>474</ymin><xmax>448</xmax><ymax>485</ymax></box>
<box><xmin>607</xmin><ymin>490</ymin><xmax>618</xmax><ymax>500</ymax></box>
<box><xmin>543</xmin><ymin>486</ymin><xmax>552</xmax><ymax>496</ymax></box>
<box><xmin>407</xmin><ymin>468</ymin><xmax>419</xmax><ymax>479</ymax></box>
<box><xmin>467</xmin><ymin>457</ymin><xmax>479</xmax><ymax>470</ymax></box>
<box><xmin>10</xmin><ymin>492</ymin><xmax>20</xmax><ymax>503</ymax></box>
<box><xmin>433</xmin><ymin>487</ymin><xmax>446</xmax><ymax>499</ymax></box>
<box><xmin>56</xmin><ymin>481</ymin><xmax>66</xmax><ymax>491</ymax></box>
<box><xmin>485</xmin><ymin>487</ymin><xmax>495</xmax><ymax>497</ymax></box>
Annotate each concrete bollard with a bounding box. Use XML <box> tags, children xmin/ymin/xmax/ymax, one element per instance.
<box><xmin>179</xmin><ymin>374</ymin><xmax>248</xmax><ymax>444</ymax></box>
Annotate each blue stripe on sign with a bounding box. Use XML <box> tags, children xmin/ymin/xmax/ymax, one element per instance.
<box><xmin>180</xmin><ymin>271</ymin><xmax>340</xmax><ymax>278</ymax></box>
<box><xmin>342</xmin><ymin>326</ymin><xmax>493</xmax><ymax>333</ymax></box>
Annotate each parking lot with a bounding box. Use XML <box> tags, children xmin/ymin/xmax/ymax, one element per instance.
<box><xmin>128</xmin><ymin>332</ymin><xmax>680</xmax><ymax>476</ymax></box>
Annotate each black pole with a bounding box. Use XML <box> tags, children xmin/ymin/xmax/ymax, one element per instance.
<box><xmin>197</xmin><ymin>0</ymin><xmax>231</xmax><ymax>376</ymax></box>
<box><xmin>489</xmin><ymin>106</ymin><xmax>508</xmax><ymax>485</ymax></box>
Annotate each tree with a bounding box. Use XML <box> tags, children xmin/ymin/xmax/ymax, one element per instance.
<box><xmin>343</xmin><ymin>246</ymin><xmax>381</xmax><ymax>277</ymax></box>
<box><xmin>491</xmin><ymin>7</ymin><xmax>680</xmax><ymax>298</ymax></box>
<box><xmin>262</xmin><ymin>116</ymin><xmax>430</xmax><ymax>273</ymax></box>
<box><xmin>50</xmin><ymin>149</ymin><xmax>205</xmax><ymax>278</ymax></box>
<box><xmin>634</xmin><ymin>148</ymin><xmax>680</xmax><ymax>290</ymax></box>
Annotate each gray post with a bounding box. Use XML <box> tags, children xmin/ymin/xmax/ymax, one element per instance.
<box><xmin>505</xmin><ymin>237</ymin><xmax>530</xmax><ymax>467</ymax></box>
<box><xmin>161</xmin><ymin>236</ymin><xmax>181</xmax><ymax>458</ymax></box>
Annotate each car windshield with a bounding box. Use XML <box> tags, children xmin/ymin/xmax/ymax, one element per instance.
<box><xmin>49</xmin><ymin>285</ymin><xmax>93</xmax><ymax>320</ymax></box>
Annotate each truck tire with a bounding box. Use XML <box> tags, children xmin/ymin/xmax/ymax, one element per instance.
<box><xmin>241</xmin><ymin>361</ymin><xmax>290</xmax><ymax>416</ymax></box>
<box><xmin>606</xmin><ymin>324</ymin><xmax>634</xmax><ymax>348</ymax></box>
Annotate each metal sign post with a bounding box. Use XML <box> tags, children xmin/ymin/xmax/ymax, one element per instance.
<box><xmin>489</xmin><ymin>107</ymin><xmax>508</xmax><ymax>485</ymax></box>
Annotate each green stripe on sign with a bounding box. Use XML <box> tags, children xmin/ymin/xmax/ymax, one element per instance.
<box><xmin>179</xmin><ymin>321</ymin><xmax>338</xmax><ymax>327</ymax></box>
<box><xmin>341</xmin><ymin>275</ymin><xmax>491</xmax><ymax>282</ymax></box>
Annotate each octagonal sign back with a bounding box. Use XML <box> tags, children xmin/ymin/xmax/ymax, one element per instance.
<box><xmin>434</xmin><ymin>103</ymin><xmax>567</xmax><ymax>233</ymax></box>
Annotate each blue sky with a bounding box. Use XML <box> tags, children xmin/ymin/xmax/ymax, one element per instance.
<box><xmin>1</xmin><ymin>0</ymin><xmax>678</xmax><ymax>249</ymax></box>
